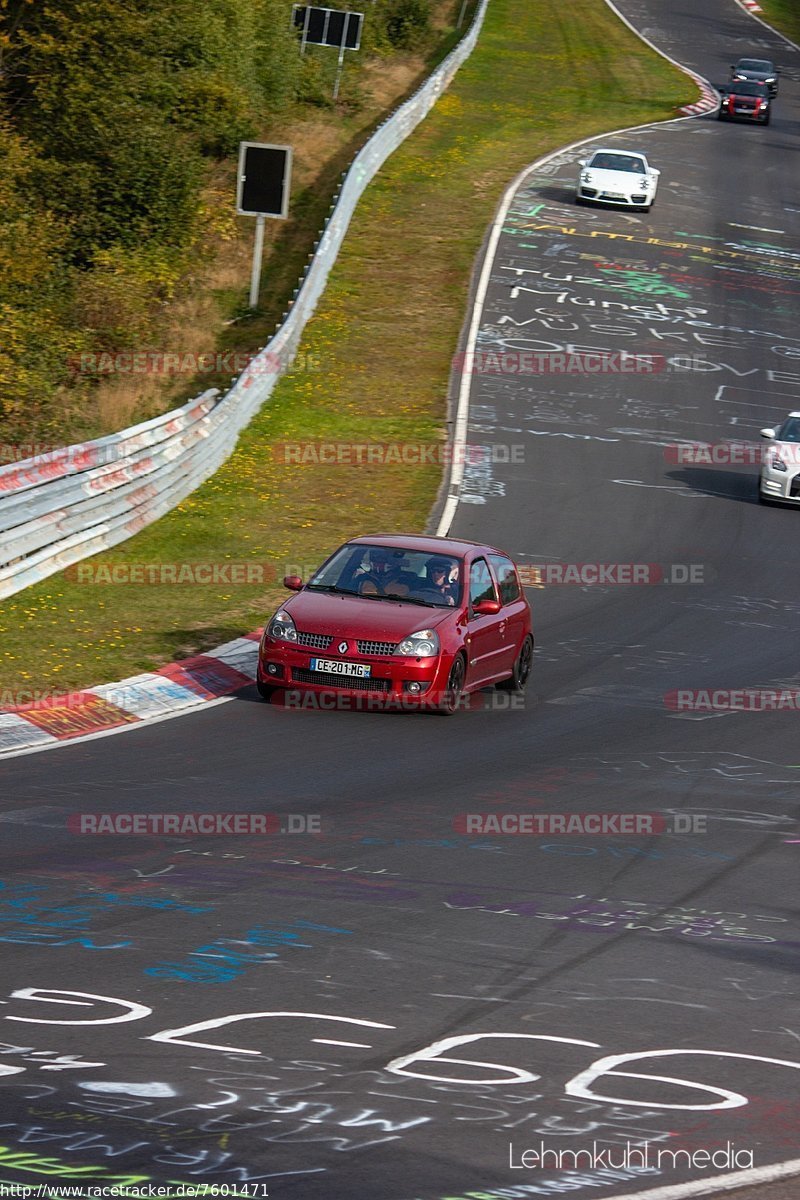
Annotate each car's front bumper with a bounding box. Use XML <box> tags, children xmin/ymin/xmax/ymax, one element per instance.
<box><xmin>258</xmin><ymin>637</ymin><xmax>453</xmax><ymax>709</ymax></box>
<box><xmin>719</xmin><ymin>105</ymin><xmax>769</xmax><ymax>121</ymax></box>
<box><xmin>760</xmin><ymin>464</ymin><xmax>800</xmax><ymax>502</ymax></box>
<box><xmin>577</xmin><ymin>187</ymin><xmax>651</xmax><ymax>206</ymax></box>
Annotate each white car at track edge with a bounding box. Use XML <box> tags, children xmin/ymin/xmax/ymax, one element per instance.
<box><xmin>759</xmin><ymin>412</ymin><xmax>800</xmax><ymax>505</ymax></box>
<box><xmin>576</xmin><ymin>148</ymin><xmax>660</xmax><ymax>212</ymax></box>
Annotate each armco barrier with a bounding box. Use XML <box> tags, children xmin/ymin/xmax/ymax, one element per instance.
<box><xmin>0</xmin><ymin>1</ymin><xmax>491</xmax><ymax>602</ymax></box>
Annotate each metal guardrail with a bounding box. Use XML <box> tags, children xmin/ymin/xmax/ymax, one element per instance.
<box><xmin>0</xmin><ymin>0</ymin><xmax>490</xmax><ymax>601</ymax></box>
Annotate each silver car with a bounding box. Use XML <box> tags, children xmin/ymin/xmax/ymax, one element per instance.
<box><xmin>759</xmin><ymin>413</ymin><xmax>800</xmax><ymax>505</ymax></box>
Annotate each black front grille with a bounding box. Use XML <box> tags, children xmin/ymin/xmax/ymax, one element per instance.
<box><xmin>296</xmin><ymin>631</ymin><xmax>332</xmax><ymax>650</ymax></box>
<box><xmin>580</xmin><ymin>188</ymin><xmax>597</xmax><ymax>198</ymax></box>
<box><xmin>631</xmin><ymin>194</ymin><xmax>647</xmax><ymax>203</ymax></box>
<box><xmin>356</xmin><ymin>639</ymin><xmax>397</xmax><ymax>656</ymax></box>
<box><xmin>292</xmin><ymin>668</ymin><xmax>391</xmax><ymax>692</ymax></box>
<box><xmin>789</xmin><ymin>476</ymin><xmax>800</xmax><ymax>498</ymax></box>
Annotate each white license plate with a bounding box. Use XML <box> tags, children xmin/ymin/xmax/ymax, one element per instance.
<box><xmin>310</xmin><ymin>658</ymin><xmax>371</xmax><ymax>678</ymax></box>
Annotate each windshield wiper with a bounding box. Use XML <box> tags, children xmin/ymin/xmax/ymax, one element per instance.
<box><xmin>305</xmin><ymin>584</ymin><xmax>360</xmax><ymax>597</ymax></box>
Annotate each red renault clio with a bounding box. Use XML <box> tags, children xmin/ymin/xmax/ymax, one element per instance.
<box><xmin>257</xmin><ymin>534</ymin><xmax>533</xmax><ymax>713</ymax></box>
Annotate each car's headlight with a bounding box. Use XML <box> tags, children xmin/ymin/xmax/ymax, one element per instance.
<box><xmin>268</xmin><ymin>610</ymin><xmax>299</xmax><ymax>642</ymax></box>
<box><xmin>771</xmin><ymin>454</ymin><xmax>788</xmax><ymax>473</ymax></box>
<box><xmin>396</xmin><ymin>629</ymin><xmax>440</xmax><ymax>657</ymax></box>
<box><xmin>766</xmin><ymin>77</ymin><xmax>775</xmax><ymax>83</ymax></box>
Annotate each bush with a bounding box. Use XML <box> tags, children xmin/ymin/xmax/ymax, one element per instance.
<box><xmin>380</xmin><ymin>0</ymin><xmax>432</xmax><ymax>49</ymax></box>
<box><xmin>0</xmin><ymin>121</ymin><xmax>77</xmax><ymax>432</ymax></box>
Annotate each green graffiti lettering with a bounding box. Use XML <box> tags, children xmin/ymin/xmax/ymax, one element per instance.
<box><xmin>0</xmin><ymin>1146</ymin><xmax>101</xmax><ymax>1174</ymax></box>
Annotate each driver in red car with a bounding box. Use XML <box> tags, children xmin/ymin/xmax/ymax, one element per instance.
<box><xmin>357</xmin><ymin>548</ymin><xmax>416</xmax><ymax>596</ymax></box>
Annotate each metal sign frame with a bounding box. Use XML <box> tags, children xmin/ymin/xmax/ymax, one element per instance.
<box><xmin>292</xmin><ymin>5</ymin><xmax>363</xmax><ymax>52</ymax></box>
<box><xmin>236</xmin><ymin>142</ymin><xmax>293</xmax><ymax>218</ymax></box>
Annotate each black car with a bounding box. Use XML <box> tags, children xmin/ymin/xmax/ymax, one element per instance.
<box><xmin>718</xmin><ymin>81</ymin><xmax>771</xmax><ymax>124</ymax></box>
<box><xmin>730</xmin><ymin>57</ymin><xmax>779</xmax><ymax>95</ymax></box>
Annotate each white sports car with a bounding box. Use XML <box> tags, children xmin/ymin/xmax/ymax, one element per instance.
<box><xmin>759</xmin><ymin>413</ymin><xmax>800</xmax><ymax>505</ymax></box>
<box><xmin>576</xmin><ymin>148</ymin><xmax>660</xmax><ymax>212</ymax></box>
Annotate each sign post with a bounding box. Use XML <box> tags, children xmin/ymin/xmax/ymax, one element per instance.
<box><xmin>333</xmin><ymin>39</ymin><xmax>347</xmax><ymax>101</ymax></box>
<box><xmin>249</xmin><ymin>216</ymin><xmax>266</xmax><ymax>309</ymax></box>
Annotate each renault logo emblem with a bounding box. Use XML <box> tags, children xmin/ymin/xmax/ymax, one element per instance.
<box><xmin>338</xmin><ymin>640</ymin><xmax>348</xmax><ymax>654</ymax></box>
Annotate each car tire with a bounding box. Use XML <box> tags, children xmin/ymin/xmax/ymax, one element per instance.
<box><xmin>436</xmin><ymin>653</ymin><xmax>466</xmax><ymax>715</ymax></box>
<box><xmin>763</xmin><ymin>112</ymin><xmax>771</xmax><ymax>125</ymax></box>
<box><xmin>256</xmin><ymin>678</ymin><xmax>277</xmax><ymax>700</ymax></box>
<box><xmin>497</xmin><ymin>635</ymin><xmax>534</xmax><ymax>693</ymax></box>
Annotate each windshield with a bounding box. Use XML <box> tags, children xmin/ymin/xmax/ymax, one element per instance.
<box><xmin>777</xmin><ymin>417</ymin><xmax>800</xmax><ymax>443</ymax></box>
<box><xmin>737</xmin><ymin>60</ymin><xmax>772</xmax><ymax>71</ymax></box>
<box><xmin>729</xmin><ymin>81</ymin><xmax>769</xmax><ymax>95</ymax></box>
<box><xmin>589</xmin><ymin>153</ymin><xmax>646</xmax><ymax>173</ymax></box>
<box><xmin>308</xmin><ymin>544</ymin><xmax>464</xmax><ymax>607</ymax></box>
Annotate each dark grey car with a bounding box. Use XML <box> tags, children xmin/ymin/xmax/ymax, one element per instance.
<box><xmin>730</xmin><ymin>57</ymin><xmax>779</xmax><ymax>95</ymax></box>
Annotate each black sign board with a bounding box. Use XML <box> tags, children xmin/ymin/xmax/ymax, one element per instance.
<box><xmin>293</xmin><ymin>5</ymin><xmax>363</xmax><ymax>51</ymax></box>
<box><xmin>236</xmin><ymin>143</ymin><xmax>292</xmax><ymax>218</ymax></box>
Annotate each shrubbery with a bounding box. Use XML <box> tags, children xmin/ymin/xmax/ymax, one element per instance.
<box><xmin>0</xmin><ymin>0</ymin><xmax>307</xmax><ymax>438</ymax></box>
<box><xmin>379</xmin><ymin>0</ymin><xmax>433</xmax><ymax>49</ymax></box>
<box><xmin>0</xmin><ymin>0</ymin><xmax>436</xmax><ymax>442</ymax></box>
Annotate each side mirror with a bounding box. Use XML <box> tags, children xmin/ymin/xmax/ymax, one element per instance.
<box><xmin>652</xmin><ymin>168</ymin><xmax>661</xmax><ymax>176</ymax></box>
<box><xmin>473</xmin><ymin>599</ymin><xmax>501</xmax><ymax>616</ymax></box>
<box><xmin>760</xmin><ymin>428</ymin><xmax>776</xmax><ymax>440</ymax></box>
<box><xmin>578</xmin><ymin>158</ymin><xmax>587</xmax><ymax>167</ymax></box>
<box><xmin>283</xmin><ymin>575</ymin><xmax>303</xmax><ymax>590</ymax></box>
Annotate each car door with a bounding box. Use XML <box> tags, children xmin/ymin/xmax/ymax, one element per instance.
<box><xmin>464</xmin><ymin>557</ymin><xmax>507</xmax><ymax>686</ymax></box>
<box><xmin>489</xmin><ymin>553</ymin><xmax>528</xmax><ymax>674</ymax></box>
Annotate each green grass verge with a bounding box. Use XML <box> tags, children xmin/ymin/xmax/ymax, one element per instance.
<box><xmin>754</xmin><ymin>1</ymin><xmax>800</xmax><ymax>44</ymax></box>
<box><xmin>0</xmin><ymin>0</ymin><xmax>696</xmax><ymax>699</ymax></box>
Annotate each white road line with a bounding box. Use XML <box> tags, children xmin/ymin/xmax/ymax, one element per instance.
<box><xmin>603</xmin><ymin>1155</ymin><xmax>800</xmax><ymax>1199</ymax></box>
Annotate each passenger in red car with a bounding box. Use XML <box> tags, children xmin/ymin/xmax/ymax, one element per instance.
<box><xmin>424</xmin><ymin>556</ymin><xmax>459</xmax><ymax>605</ymax></box>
